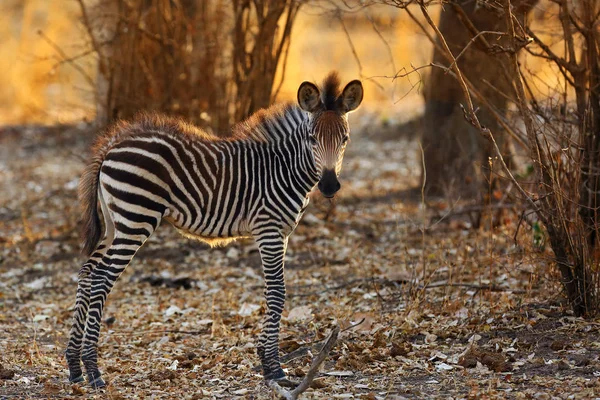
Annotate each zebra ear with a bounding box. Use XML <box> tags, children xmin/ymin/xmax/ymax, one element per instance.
<box><xmin>297</xmin><ymin>82</ymin><xmax>322</xmax><ymax>112</ymax></box>
<box><xmin>340</xmin><ymin>80</ymin><xmax>363</xmax><ymax>113</ymax></box>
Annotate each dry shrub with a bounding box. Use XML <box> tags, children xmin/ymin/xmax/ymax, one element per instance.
<box><xmin>385</xmin><ymin>0</ymin><xmax>599</xmax><ymax>316</ymax></box>
<box><xmin>79</xmin><ymin>0</ymin><xmax>301</xmax><ymax>132</ymax></box>
<box><xmin>517</xmin><ymin>0</ymin><xmax>600</xmax><ymax>315</ymax></box>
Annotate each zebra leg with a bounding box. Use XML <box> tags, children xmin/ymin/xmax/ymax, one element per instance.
<box><xmin>80</xmin><ymin>228</ymin><xmax>154</xmax><ymax>388</ymax></box>
<box><xmin>66</xmin><ymin>190</ymin><xmax>115</xmax><ymax>384</ymax></box>
<box><xmin>255</xmin><ymin>231</ymin><xmax>289</xmax><ymax>381</ymax></box>
<box><xmin>65</xmin><ymin>243</ymin><xmax>111</xmax><ymax>383</ymax></box>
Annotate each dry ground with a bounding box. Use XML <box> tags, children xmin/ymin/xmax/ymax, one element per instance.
<box><xmin>1</xmin><ymin>119</ymin><xmax>600</xmax><ymax>399</ymax></box>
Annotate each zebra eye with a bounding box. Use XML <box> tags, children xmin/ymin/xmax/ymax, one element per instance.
<box><xmin>342</xmin><ymin>135</ymin><xmax>349</xmax><ymax>144</ymax></box>
<box><xmin>309</xmin><ymin>135</ymin><xmax>318</xmax><ymax>145</ymax></box>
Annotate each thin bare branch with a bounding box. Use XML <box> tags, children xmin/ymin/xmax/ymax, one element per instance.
<box><xmin>76</xmin><ymin>0</ymin><xmax>107</xmax><ymax>75</ymax></box>
<box><xmin>417</xmin><ymin>0</ymin><xmax>541</xmax><ymax>215</ymax></box>
<box><xmin>447</xmin><ymin>31</ymin><xmax>506</xmax><ymax>71</ymax></box>
<box><xmin>36</xmin><ymin>30</ymin><xmax>96</xmax><ymax>92</ymax></box>
<box><xmin>268</xmin><ymin>326</ymin><xmax>340</xmax><ymax>400</ymax></box>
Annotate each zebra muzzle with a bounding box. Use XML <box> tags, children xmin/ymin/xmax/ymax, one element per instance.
<box><xmin>318</xmin><ymin>169</ymin><xmax>341</xmax><ymax>198</ymax></box>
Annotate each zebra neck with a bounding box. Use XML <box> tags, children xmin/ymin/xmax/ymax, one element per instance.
<box><xmin>267</xmin><ymin>135</ymin><xmax>320</xmax><ymax>198</ymax></box>
<box><xmin>235</xmin><ymin>103</ymin><xmax>308</xmax><ymax>144</ymax></box>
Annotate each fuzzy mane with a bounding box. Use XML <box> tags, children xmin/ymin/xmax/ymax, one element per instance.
<box><xmin>321</xmin><ymin>71</ymin><xmax>342</xmax><ymax>111</ymax></box>
<box><xmin>230</xmin><ymin>102</ymin><xmax>305</xmax><ymax>143</ymax></box>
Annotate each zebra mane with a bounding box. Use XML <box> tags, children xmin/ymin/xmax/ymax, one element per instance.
<box><xmin>321</xmin><ymin>71</ymin><xmax>341</xmax><ymax>111</ymax></box>
<box><xmin>96</xmin><ymin>104</ymin><xmax>306</xmax><ymax>152</ymax></box>
<box><xmin>231</xmin><ymin>102</ymin><xmax>306</xmax><ymax>143</ymax></box>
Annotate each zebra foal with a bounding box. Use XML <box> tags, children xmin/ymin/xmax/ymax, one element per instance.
<box><xmin>65</xmin><ymin>72</ymin><xmax>363</xmax><ymax>388</ymax></box>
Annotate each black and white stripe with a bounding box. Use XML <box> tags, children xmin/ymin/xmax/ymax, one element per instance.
<box><xmin>65</xmin><ymin>72</ymin><xmax>363</xmax><ymax>387</ymax></box>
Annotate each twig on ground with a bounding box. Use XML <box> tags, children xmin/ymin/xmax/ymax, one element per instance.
<box><xmin>268</xmin><ymin>326</ymin><xmax>340</xmax><ymax>400</ymax></box>
<box><xmin>289</xmin><ymin>277</ymin><xmax>526</xmax><ymax>297</ymax></box>
<box><xmin>162</xmin><ymin>329</ymin><xmax>209</xmax><ymax>335</ymax></box>
<box><xmin>424</xmin><ymin>281</ymin><xmax>527</xmax><ymax>294</ymax></box>
<box><xmin>255</xmin><ymin>320</ymin><xmax>363</xmax><ymax>372</ymax></box>
<box><xmin>429</xmin><ymin>202</ymin><xmax>525</xmax><ymax>224</ymax></box>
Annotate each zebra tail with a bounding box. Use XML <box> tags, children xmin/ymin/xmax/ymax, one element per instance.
<box><xmin>78</xmin><ymin>157</ymin><xmax>102</xmax><ymax>256</ymax></box>
<box><xmin>78</xmin><ymin>119</ymin><xmax>138</xmax><ymax>256</ymax></box>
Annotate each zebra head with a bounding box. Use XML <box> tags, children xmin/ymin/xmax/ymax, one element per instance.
<box><xmin>297</xmin><ymin>73</ymin><xmax>363</xmax><ymax>198</ymax></box>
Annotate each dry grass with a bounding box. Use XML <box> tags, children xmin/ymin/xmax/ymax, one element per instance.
<box><xmin>1</xmin><ymin>121</ymin><xmax>599</xmax><ymax>398</ymax></box>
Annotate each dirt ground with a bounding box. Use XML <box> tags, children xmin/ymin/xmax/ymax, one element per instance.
<box><xmin>1</xmin><ymin>119</ymin><xmax>599</xmax><ymax>399</ymax></box>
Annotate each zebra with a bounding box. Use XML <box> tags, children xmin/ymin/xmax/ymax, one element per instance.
<box><xmin>65</xmin><ymin>72</ymin><xmax>363</xmax><ymax>388</ymax></box>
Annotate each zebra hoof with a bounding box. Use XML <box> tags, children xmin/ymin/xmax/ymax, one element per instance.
<box><xmin>88</xmin><ymin>376</ymin><xmax>106</xmax><ymax>389</ymax></box>
<box><xmin>263</xmin><ymin>367</ymin><xmax>286</xmax><ymax>381</ymax></box>
<box><xmin>69</xmin><ymin>374</ymin><xmax>85</xmax><ymax>384</ymax></box>
<box><xmin>270</xmin><ymin>377</ymin><xmax>299</xmax><ymax>388</ymax></box>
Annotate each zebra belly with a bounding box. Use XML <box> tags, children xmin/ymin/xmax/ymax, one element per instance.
<box><xmin>164</xmin><ymin>215</ymin><xmax>251</xmax><ymax>248</ymax></box>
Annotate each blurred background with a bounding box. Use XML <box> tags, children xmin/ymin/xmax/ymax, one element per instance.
<box><xmin>0</xmin><ymin>0</ymin><xmax>434</xmax><ymax>127</ymax></box>
<box><xmin>0</xmin><ymin>0</ymin><xmax>565</xmax><ymax>131</ymax></box>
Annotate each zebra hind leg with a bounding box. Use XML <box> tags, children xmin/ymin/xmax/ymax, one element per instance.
<box><xmin>80</xmin><ymin>186</ymin><xmax>159</xmax><ymax>388</ymax></box>
<box><xmin>66</xmin><ymin>190</ymin><xmax>115</xmax><ymax>384</ymax></box>
<box><xmin>65</xmin><ymin>263</ymin><xmax>93</xmax><ymax>383</ymax></box>
<box><xmin>80</xmin><ymin>226</ymin><xmax>155</xmax><ymax>388</ymax></box>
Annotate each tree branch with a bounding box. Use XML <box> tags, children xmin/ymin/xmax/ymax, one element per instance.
<box><xmin>268</xmin><ymin>326</ymin><xmax>340</xmax><ymax>400</ymax></box>
<box><xmin>417</xmin><ymin>0</ymin><xmax>542</xmax><ymax>216</ymax></box>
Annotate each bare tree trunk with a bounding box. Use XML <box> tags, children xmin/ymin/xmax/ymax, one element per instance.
<box><xmin>82</xmin><ymin>0</ymin><xmax>302</xmax><ymax>133</ymax></box>
<box><xmin>422</xmin><ymin>0</ymin><xmax>536</xmax><ymax>198</ymax></box>
<box><xmin>575</xmin><ymin>0</ymin><xmax>600</xmax><ymax>313</ymax></box>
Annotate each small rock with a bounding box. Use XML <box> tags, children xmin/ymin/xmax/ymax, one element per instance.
<box><xmin>459</xmin><ymin>346</ymin><xmax>509</xmax><ymax>372</ymax></box>
<box><xmin>310</xmin><ymin>378</ymin><xmax>327</xmax><ymax>389</ymax></box>
<box><xmin>557</xmin><ymin>360</ymin><xmax>570</xmax><ymax>371</ymax></box>
<box><xmin>0</xmin><ymin>365</ymin><xmax>15</xmax><ymax>380</ymax></box>
<box><xmin>458</xmin><ymin>347</ymin><xmax>479</xmax><ymax>369</ymax></box>
<box><xmin>550</xmin><ymin>339</ymin><xmax>569</xmax><ymax>351</ymax></box>
<box><xmin>435</xmin><ymin>362</ymin><xmax>454</xmax><ymax>371</ymax></box>
<box><xmin>237</xmin><ymin>303</ymin><xmax>260</xmax><ymax>317</ymax></box>
<box><xmin>72</xmin><ymin>385</ymin><xmax>85</xmax><ymax>395</ymax></box>
<box><xmin>25</xmin><ymin>277</ymin><xmax>48</xmax><ymax>290</ymax></box>
<box><xmin>164</xmin><ymin>305</ymin><xmax>182</xmax><ymax>318</ymax></box>
<box><xmin>286</xmin><ymin>305</ymin><xmax>312</xmax><ymax>322</ymax></box>
<box><xmin>149</xmin><ymin>370</ymin><xmax>178</xmax><ymax>381</ymax></box>
<box><xmin>33</xmin><ymin>314</ymin><xmax>50</xmax><ymax>322</ymax></box>
<box><xmin>481</xmin><ymin>352</ymin><xmax>509</xmax><ymax>372</ymax></box>
<box><xmin>226</xmin><ymin>247</ymin><xmax>240</xmax><ymax>258</ymax></box>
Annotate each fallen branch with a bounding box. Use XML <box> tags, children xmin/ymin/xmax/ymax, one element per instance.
<box><xmin>268</xmin><ymin>326</ymin><xmax>340</xmax><ymax>400</ymax></box>
<box><xmin>424</xmin><ymin>281</ymin><xmax>527</xmax><ymax>294</ymax></box>
<box><xmin>255</xmin><ymin>319</ymin><xmax>363</xmax><ymax>372</ymax></box>
<box><xmin>429</xmin><ymin>202</ymin><xmax>526</xmax><ymax>225</ymax></box>
<box><xmin>289</xmin><ymin>277</ymin><xmax>527</xmax><ymax>297</ymax></box>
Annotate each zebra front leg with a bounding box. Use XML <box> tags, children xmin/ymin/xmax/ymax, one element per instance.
<box><xmin>255</xmin><ymin>232</ymin><xmax>289</xmax><ymax>382</ymax></box>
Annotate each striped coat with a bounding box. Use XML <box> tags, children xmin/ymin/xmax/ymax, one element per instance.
<box><xmin>66</xmin><ymin>72</ymin><xmax>363</xmax><ymax>388</ymax></box>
